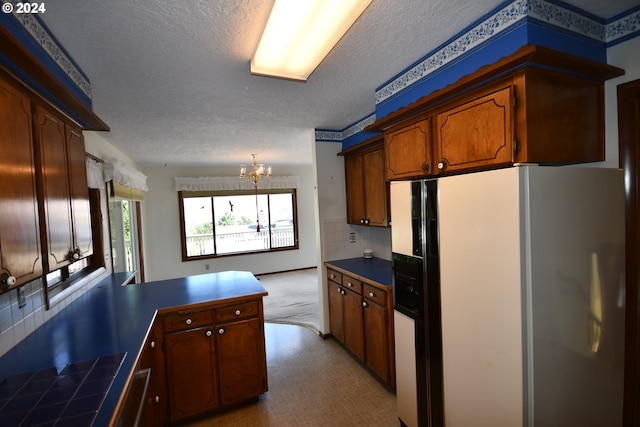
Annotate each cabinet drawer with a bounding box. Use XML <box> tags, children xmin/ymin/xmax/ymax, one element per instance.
<box><xmin>363</xmin><ymin>284</ymin><xmax>387</xmax><ymax>307</ymax></box>
<box><xmin>164</xmin><ymin>309</ymin><xmax>213</xmax><ymax>333</ymax></box>
<box><xmin>216</xmin><ymin>301</ymin><xmax>259</xmax><ymax>323</ymax></box>
<box><xmin>327</xmin><ymin>269</ymin><xmax>342</xmax><ymax>284</ymax></box>
<box><xmin>342</xmin><ymin>276</ymin><xmax>362</xmax><ymax>294</ymax></box>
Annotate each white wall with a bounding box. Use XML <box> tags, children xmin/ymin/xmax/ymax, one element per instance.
<box><xmin>140</xmin><ymin>163</ymin><xmax>318</xmax><ymax>281</ymax></box>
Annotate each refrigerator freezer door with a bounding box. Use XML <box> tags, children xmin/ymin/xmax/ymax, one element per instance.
<box><xmin>390</xmin><ymin>181</ymin><xmax>413</xmax><ymax>256</ymax></box>
<box><xmin>394</xmin><ymin>310</ymin><xmax>419</xmax><ymax>427</ymax></box>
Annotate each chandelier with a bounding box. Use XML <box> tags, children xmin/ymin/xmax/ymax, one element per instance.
<box><xmin>240</xmin><ymin>154</ymin><xmax>272</xmax><ymax>186</ymax></box>
<box><xmin>240</xmin><ymin>154</ymin><xmax>272</xmax><ymax>233</ymax></box>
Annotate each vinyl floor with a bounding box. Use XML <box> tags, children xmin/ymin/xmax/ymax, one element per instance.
<box><xmin>185</xmin><ymin>323</ymin><xmax>399</xmax><ymax>427</ymax></box>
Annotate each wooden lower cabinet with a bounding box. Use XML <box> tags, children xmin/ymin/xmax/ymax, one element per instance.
<box><xmin>139</xmin><ymin>325</ymin><xmax>167</xmax><ymax>426</ymax></box>
<box><xmin>150</xmin><ymin>296</ymin><xmax>268</xmax><ymax>424</ymax></box>
<box><xmin>216</xmin><ymin>317</ymin><xmax>267</xmax><ymax>406</ymax></box>
<box><xmin>326</xmin><ymin>267</ymin><xmax>395</xmax><ymax>387</ymax></box>
<box><xmin>165</xmin><ymin>325</ymin><xmax>218</xmax><ymax>421</ymax></box>
<box><xmin>362</xmin><ymin>287</ymin><xmax>395</xmax><ymax>387</ymax></box>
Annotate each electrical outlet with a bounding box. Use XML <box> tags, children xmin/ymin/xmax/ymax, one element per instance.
<box><xmin>17</xmin><ymin>287</ymin><xmax>26</xmax><ymax>309</ymax></box>
<box><xmin>349</xmin><ymin>232</ymin><xmax>356</xmax><ymax>243</ymax></box>
<box><xmin>205</xmin><ymin>263</ymin><xmax>210</xmax><ymax>271</ymax></box>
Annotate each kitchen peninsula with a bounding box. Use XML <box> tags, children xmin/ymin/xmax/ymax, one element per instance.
<box><xmin>0</xmin><ymin>271</ymin><xmax>268</xmax><ymax>426</ymax></box>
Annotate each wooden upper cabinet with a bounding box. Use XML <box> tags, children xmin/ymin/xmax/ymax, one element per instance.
<box><xmin>66</xmin><ymin>126</ymin><xmax>93</xmax><ymax>258</ymax></box>
<box><xmin>362</xmin><ymin>148</ymin><xmax>388</xmax><ymax>226</ymax></box>
<box><xmin>0</xmin><ymin>75</ymin><xmax>42</xmax><ymax>291</ymax></box>
<box><xmin>514</xmin><ymin>68</ymin><xmax>605</xmax><ymax>163</ymax></box>
<box><xmin>34</xmin><ymin>104</ymin><xmax>92</xmax><ymax>271</ymax></box>
<box><xmin>385</xmin><ymin>118</ymin><xmax>432</xmax><ymax>179</ymax></box>
<box><xmin>434</xmin><ymin>85</ymin><xmax>514</xmax><ymax>174</ymax></box>
<box><xmin>343</xmin><ymin>143</ymin><xmax>389</xmax><ymax>227</ymax></box>
<box><xmin>345</xmin><ymin>154</ymin><xmax>365</xmax><ymax>225</ymax></box>
<box><xmin>34</xmin><ymin>105</ymin><xmax>74</xmax><ymax>271</ymax></box>
<box><xmin>370</xmin><ymin>46</ymin><xmax>623</xmax><ymax>177</ymax></box>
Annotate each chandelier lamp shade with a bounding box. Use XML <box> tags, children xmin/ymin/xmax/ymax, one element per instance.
<box><xmin>250</xmin><ymin>0</ymin><xmax>373</xmax><ymax>81</ymax></box>
<box><xmin>240</xmin><ymin>154</ymin><xmax>272</xmax><ymax>186</ymax></box>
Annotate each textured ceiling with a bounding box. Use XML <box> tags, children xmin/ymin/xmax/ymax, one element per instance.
<box><xmin>38</xmin><ymin>0</ymin><xmax>638</xmax><ymax>167</ymax></box>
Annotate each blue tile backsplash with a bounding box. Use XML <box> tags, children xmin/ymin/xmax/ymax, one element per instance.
<box><xmin>0</xmin><ymin>353</ymin><xmax>125</xmax><ymax>426</ymax></box>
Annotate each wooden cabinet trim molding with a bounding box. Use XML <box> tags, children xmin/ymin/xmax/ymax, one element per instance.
<box><xmin>366</xmin><ymin>44</ymin><xmax>624</xmax><ymax>133</ymax></box>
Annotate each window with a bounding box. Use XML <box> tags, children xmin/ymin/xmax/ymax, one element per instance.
<box><xmin>109</xmin><ymin>198</ymin><xmax>144</xmax><ymax>282</ymax></box>
<box><xmin>179</xmin><ymin>189</ymin><xmax>298</xmax><ymax>260</ymax></box>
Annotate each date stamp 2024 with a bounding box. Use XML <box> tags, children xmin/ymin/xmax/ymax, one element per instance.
<box><xmin>2</xmin><ymin>2</ymin><xmax>47</xmax><ymax>14</ymax></box>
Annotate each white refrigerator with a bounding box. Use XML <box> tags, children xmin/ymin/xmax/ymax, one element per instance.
<box><xmin>436</xmin><ymin>165</ymin><xmax>625</xmax><ymax>426</ymax></box>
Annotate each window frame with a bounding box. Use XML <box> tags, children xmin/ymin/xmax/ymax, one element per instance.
<box><xmin>178</xmin><ymin>188</ymin><xmax>299</xmax><ymax>261</ymax></box>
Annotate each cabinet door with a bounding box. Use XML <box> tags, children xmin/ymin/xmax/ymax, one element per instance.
<box><xmin>343</xmin><ymin>288</ymin><xmax>365</xmax><ymax>362</ymax></box>
<box><xmin>344</xmin><ymin>155</ymin><xmax>365</xmax><ymax>225</ymax></box>
<box><xmin>364</xmin><ymin>299</ymin><xmax>390</xmax><ymax>384</ymax></box>
<box><xmin>328</xmin><ymin>280</ymin><xmax>345</xmax><ymax>343</ymax></box>
<box><xmin>216</xmin><ymin>317</ymin><xmax>268</xmax><ymax>406</ymax></box>
<box><xmin>66</xmin><ymin>126</ymin><xmax>93</xmax><ymax>258</ymax></box>
<box><xmin>139</xmin><ymin>326</ymin><xmax>167</xmax><ymax>426</ymax></box>
<box><xmin>0</xmin><ymin>75</ymin><xmax>42</xmax><ymax>289</ymax></box>
<box><xmin>165</xmin><ymin>326</ymin><xmax>218</xmax><ymax>421</ymax></box>
<box><xmin>34</xmin><ymin>105</ymin><xmax>74</xmax><ymax>270</ymax></box>
<box><xmin>385</xmin><ymin>119</ymin><xmax>432</xmax><ymax>179</ymax></box>
<box><xmin>434</xmin><ymin>86</ymin><xmax>513</xmax><ymax>174</ymax></box>
<box><xmin>363</xmin><ymin>148</ymin><xmax>388</xmax><ymax>226</ymax></box>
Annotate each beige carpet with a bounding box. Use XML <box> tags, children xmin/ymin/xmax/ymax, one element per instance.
<box><xmin>255</xmin><ymin>268</ymin><xmax>320</xmax><ymax>332</ymax></box>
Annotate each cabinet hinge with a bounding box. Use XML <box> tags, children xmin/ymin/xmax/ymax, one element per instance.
<box><xmin>513</xmin><ymin>94</ymin><xmax>518</xmax><ymax>109</ymax></box>
<box><xmin>514</xmin><ymin>139</ymin><xmax>520</xmax><ymax>154</ymax></box>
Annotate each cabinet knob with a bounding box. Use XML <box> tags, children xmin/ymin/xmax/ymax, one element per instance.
<box><xmin>185</xmin><ymin>318</ymin><xmax>192</xmax><ymax>325</ymax></box>
<box><xmin>330</xmin><ymin>274</ymin><xmax>335</xmax><ymax>279</ymax></box>
<box><xmin>347</xmin><ymin>282</ymin><xmax>352</xmax><ymax>287</ymax></box>
<box><xmin>437</xmin><ymin>160</ymin><xmax>447</xmax><ymax>171</ymax></box>
<box><xmin>360</xmin><ymin>219</ymin><xmax>365</xmax><ymax>224</ymax></box>
<box><xmin>421</xmin><ymin>163</ymin><xmax>430</xmax><ymax>174</ymax></box>
<box><xmin>150</xmin><ymin>340</ymin><xmax>155</xmax><ymax>348</ymax></box>
<box><xmin>155</xmin><ymin>396</ymin><xmax>160</xmax><ymax>403</ymax></box>
<box><xmin>235</xmin><ymin>309</ymin><xmax>241</xmax><ymax>316</ymax></box>
<box><xmin>68</xmin><ymin>249</ymin><xmax>79</xmax><ymax>262</ymax></box>
<box><xmin>206</xmin><ymin>330</ymin><xmax>212</xmax><ymax>337</ymax></box>
<box><xmin>218</xmin><ymin>328</ymin><xmax>225</xmax><ymax>335</ymax></box>
<box><xmin>0</xmin><ymin>272</ymin><xmax>16</xmax><ymax>289</ymax></box>
<box><xmin>364</xmin><ymin>219</ymin><xmax>370</xmax><ymax>225</ymax></box>
<box><xmin>362</xmin><ymin>301</ymin><xmax>368</xmax><ymax>307</ymax></box>
<box><xmin>369</xmin><ymin>292</ymin><xmax>375</xmax><ymax>297</ymax></box>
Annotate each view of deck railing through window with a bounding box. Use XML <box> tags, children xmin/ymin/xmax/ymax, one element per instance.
<box><xmin>179</xmin><ymin>189</ymin><xmax>298</xmax><ymax>259</ymax></box>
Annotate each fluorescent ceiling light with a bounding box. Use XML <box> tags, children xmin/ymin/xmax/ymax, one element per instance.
<box><xmin>251</xmin><ymin>0</ymin><xmax>373</xmax><ymax>81</ymax></box>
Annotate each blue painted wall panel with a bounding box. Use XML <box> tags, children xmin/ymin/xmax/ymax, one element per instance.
<box><xmin>375</xmin><ymin>24</ymin><xmax>528</xmax><ymax>120</ymax></box>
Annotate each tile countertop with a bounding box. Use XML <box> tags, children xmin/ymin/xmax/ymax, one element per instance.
<box><xmin>0</xmin><ymin>270</ymin><xmax>267</xmax><ymax>426</ymax></box>
<box><xmin>324</xmin><ymin>257</ymin><xmax>393</xmax><ymax>288</ymax></box>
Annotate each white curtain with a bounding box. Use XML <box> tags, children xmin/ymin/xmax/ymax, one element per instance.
<box><xmin>103</xmin><ymin>158</ymin><xmax>149</xmax><ymax>191</ymax></box>
<box><xmin>174</xmin><ymin>176</ymin><xmax>299</xmax><ymax>192</ymax></box>
<box><xmin>86</xmin><ymin>157</ymin><xmax>104</xmax><ymax>189</ymax></box>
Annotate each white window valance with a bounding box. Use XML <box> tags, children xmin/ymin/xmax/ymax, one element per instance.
<box><xmin>174</xmin><ymin>176</ymin><xmax>299</xmax><ymax>192</ymax></box>
<box><xmin>103</xmin><ymin>158</ymin><xmax>149</xmax><ymax>192</ymax></box>
<box><xmin>86</xmin><ymin>158</ymin><xmax>104</xmax><ymax>189</ymax></box>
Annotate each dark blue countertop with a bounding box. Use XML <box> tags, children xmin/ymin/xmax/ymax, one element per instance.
<box><xmin>325</xmin><ymin>257</ymin><xmax>393</xmax><ymax>287</ymax></box>
<box><xmin>0</xmin><ymin>270</ymin><xmax>267</xmax><ymax>426</ymax></box>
